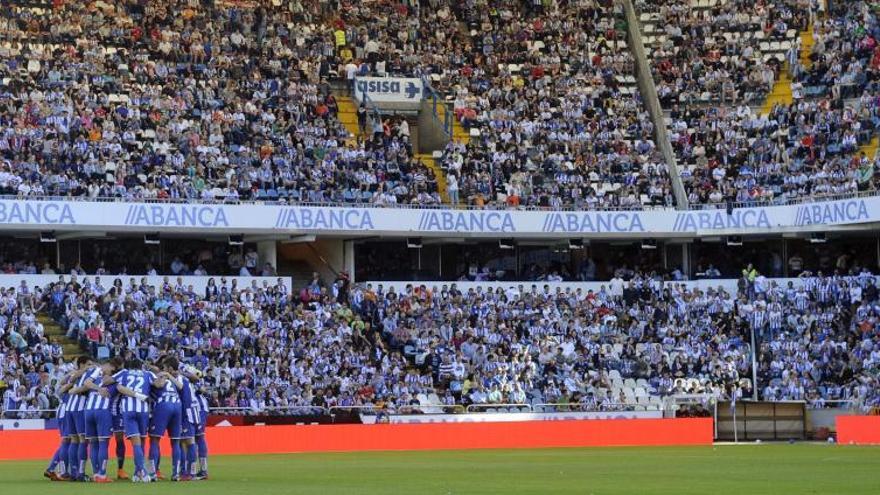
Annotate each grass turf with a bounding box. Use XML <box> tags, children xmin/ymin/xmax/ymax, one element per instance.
<box><xmin>2</xmin><ymin>444</ymin><xmax>878</xmax><ymax>495</ymax></box>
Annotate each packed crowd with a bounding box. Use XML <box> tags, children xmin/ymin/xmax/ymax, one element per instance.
<box><xmin>636</xmin><ymin>0</ymin><xmax>812</xmax><ymax>105</ymax></box>
<box><xmin>0</xmin><ymin>0</ymin><xmax>676</xmax><ymax>210</ymax></box>
<box><xmin>670</xmin><ymin>94</ymin><xmax>880</xmax><ymax>204</ymax></box>
<box><xmin>0</xmin><ymin>284</ymin><xmax>63</xmax><ymax>417</ymax></box>
<box><xmin>792</xmin><ymin>1</ymin><xmax>880</xmax><ymax>101</ymax></box>
<box><xmin>0</xmin><ymin>0</ymin><xmax>444</xmax><ymax>206</ymax></box>
<box><xmin>2</xmin><ymin>266</ymin><xmax>879</xmax><ymax>419</ymax></box>
<box><xmin>433</xmin><ymin>0</ymin><xmax>673</xmax><ymax>209</ymax></box>
<box><xmin>2</xmin><ymin>0</ymin><xmax>878</xmax><ymax>209</ymax></box>
<box><xmin>745</xmin><ymin>269</ymin><xmax>880</xmax><ymax>407</ymax></box>
<box><xmin>639</xmin><ymin>0</ymin><xmax>880</xmax><ymax>205</ymax></box>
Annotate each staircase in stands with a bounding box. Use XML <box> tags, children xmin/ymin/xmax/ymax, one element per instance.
<box><xmin>799</xmin><ymin>25</ymin><xmax>815</xmax><ymax>68</ymax></box>
<box><xmin>336</xmin><ymin>90</ymin><xmax>470</xmax><ymax>205</ymax></box>
<box><xmin>859</xmin><ymin>136</ymin><xmax>880</xmax><ymax>159</ymax></box>
<box><xmin>38</xmin><ymin>312</ymin><xmax>84</xmax><ymax>359</ymax></box>
<box><xmin>761</xmin><ymin>25</ymin><xmax>815</xmax><ymax>114</ymax></box>
<box><xmin>336</xmin><ymin>95</ymin><xmax>362</xmax><ymax>142</ymax></box>
<box><xmin>416</xmin><ymin>102</ymin><xmax>471</xmax><ymax>204</ymax></box>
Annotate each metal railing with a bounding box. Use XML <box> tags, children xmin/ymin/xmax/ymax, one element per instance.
<box><xmin>531</xmin><ymin>402</ymin><xmax>660</xmax><ymax>412</ymax></box>
<box><xmin>0</xmin><ymin>193</ymin><xmax>676</xmax><ymax>211</ymax></box>
<box><xmin>328</xmin><ymin>404</ymin><xmax>428</xmax><ymax>415</ymax></box>
<box><xmin>688</xmin><ymin>188</ymin><xmax>880</xmax><ymax>211</ymax></box>
<box><xmin>804</xmin><ymin>399</ymin><xmax>860</xmax><ymax>410</ymax></box>
<box><xmin>421</xmin><ymin>75</ymin><xmax>452</xmax><ymax>139</ymax></box>
<box><xmin>207</xmin><ymin>406</ymin><xmax>328</xmax><ymax>415</ymax></box>
<box><xmin>0</xmin><ymin>407</ymin><xmax>57</xmax><ymax>419</ymax></box>
<box><xmin>4</xmin><ymin>187</ymin><xmax>877</xmax><ymax>213</ymax></box>
<box><xmin>465</xmin><ymin>403</ymin><xmax>533</xmax><ymax>413</ymax></box>
<box><xmin>351</xmin><ymin>79</ymin><xmax>383</xmax><ymax>136</ymax></box>
<box><xmin>327</xmin><ymin>405</ymin><xmax>381</xmax><ymax>414</ymax></box>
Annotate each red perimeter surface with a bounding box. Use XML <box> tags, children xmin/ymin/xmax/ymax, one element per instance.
<box><xmin>0</xmin><ymin>418</ymin><xmax>714</xmax><ymax>461</ymax></box>
<box><xmin>836</xmin><ymin>415</ymin><xmax>880</xmax><ymax>445</ymax></box>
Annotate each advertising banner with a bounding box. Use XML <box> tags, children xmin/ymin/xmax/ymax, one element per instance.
<box><xmin>353</xmin><ymin>76</ymin><xmax>423</xmax><ymax>103</ymax></box>
<box><xmin>0</xmin><ymin>196</ymin><xmax>876</xmax><ymax>238</ymax></box>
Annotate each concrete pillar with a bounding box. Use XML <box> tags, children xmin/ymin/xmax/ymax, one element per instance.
<box><xmin>343</xmin><ymin>240</ymin><xmax>356</xmax><ymax>281</ymax></box>
<box><xmin>682</xmin><ymin>243</ymin><xmax>690</xmax><ymax>278</ymax></box>
<box><xmin>258</xmin><ymin>241</ymin><xmax>278</xmax><ymax>273</ymax></box>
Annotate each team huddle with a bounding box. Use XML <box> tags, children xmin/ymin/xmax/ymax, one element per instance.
<box><xmin>43</xmin><ymin>356</ymin><xmax>210</xmax><ymax>483</ymax></box>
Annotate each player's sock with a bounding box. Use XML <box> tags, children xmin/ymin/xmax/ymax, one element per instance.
<box><xmin>133</xmin><ymin>443</ymin><xmax>146</xmax><ymax>475</ymax></box>
<box><xmin>78</xmin><ymin>441</ymin><xmax>88</xmax><ymax>476</ymax></box>
<box><xmin>116</xmin><ymin>437</ymin><xmax>126</xmax><ymax>469</ymax></box>
<box><xmin>171</xmin><ymin>441</ymin><xmax>181</xmax><ymax>478</ymax></box>
<box><xmin>90</xmin><ymin>439</ymin><xmax>100</xmax><ymax>476</ymax></box>
<box><xmin>68</xmin><ymin>441</ymin><xmax>79</xmax><ymax>478</ymax></box>
<box><xmin>186</xmin><ymin>443</ymin><xmax>196</xmax><ymax>475</ymax></box>
<box><xmin>47</xmin><ymin>445</ymin><xmax>61</xmax><ymax>471</ymax></box>
<box><xmin>149</xmin><ymin>438</ymin><xmax>160</xmax><ymax>475</ymax></box>
<box><xmin>98</xmin><ymin>439</ymin><xmax>110</xmax><ymax>477</ymax></box>
<box><xmin>58</xmin><ymin>441</ymin><xmax>69</xmax><ymax>475</ymax></box>
<box><xmin>197</xmin><ymin>435</ymin><xmax>208</xmax><ymax>472</ymax></box>
<box><xmin>155</xmin><ymin>440</ymin><xmax>162</xmax><ymax>475</ymax></box>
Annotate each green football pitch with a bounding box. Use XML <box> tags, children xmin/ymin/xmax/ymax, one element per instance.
<box><xmin>1</xmin><ymin>444</ymin><xmax>878</xmax><ymax>495</ymax></box>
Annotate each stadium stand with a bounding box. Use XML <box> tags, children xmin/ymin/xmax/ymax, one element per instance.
<box><xmin>0</xmin><ymin>0</ymin><xmax>878</xmax><ymax>431</ymax></box>
<box><xmin>0</xmin><ymin>0</ymin><xmax>445</xmax><ymax>205</ymax></box>
<box><xmin>3</xmin><ymin>268</ymin><xmax>880</xmax><ymax>419</ymax></box>
<box><xmin>637</xmin><ymin>0</ymin><xmax>880</xmax><ymax>206</ymax></box>
<box><xmin>636</xmin><ymin>0</ymin><xmax>809</xmax><ymax>106</ymax></box>
<box><xmin>435</xmin><ymin>0</ymin><xmax>674</xmax><ymax>209</ymax></box>
<box><xmin>0</xmin><ymin>0</ymin><xmax>674</xmax><ymax>209</ymax></box>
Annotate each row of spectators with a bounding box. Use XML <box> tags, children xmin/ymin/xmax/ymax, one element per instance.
<box><xmin>2</xmin><ymin>266</ymin><xmax>879</xmax><ymax>417</ymax></box>
<box><xmin>0</xmin><ymin>238</ymin><xmax>276</xmax><ymax>276</ymax></box>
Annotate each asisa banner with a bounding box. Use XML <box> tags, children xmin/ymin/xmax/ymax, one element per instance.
<box><xmin>353</xmin><ymin>76</ymin><xmax>424</xmax><ymax>103</ymax></box>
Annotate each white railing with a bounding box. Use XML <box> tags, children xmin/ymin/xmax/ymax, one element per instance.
<box><xmin>532</xmin><ymin>402</ymin><xmax>660</xmax><ymax>412</ymax></box>
<box><xmin>465</xmin><ymin>403</ymin><xmax>533</xmax><ymax>413</ymax></box>
<box><xmin>207</xmin><ymin>406</ymin><xmax>327</xmax><ymax>415</ymax></box>
<box><xmin>690</xmin><ymin>189</ymin><xmax>880</xmax><ymax>211</ymax></box>
<box><xmin>0</xmin><ymin>194</ymin><xmax>673</xmax><ymax>212</ymax></box>
<box><xmin>0</xmin><ymin>408</ymin><xmax>58</xmax><ymax>418</ymax></box>
<box><xmin>328</xmin><ymin>405</ymin><xmax>450</xmax><ymax>415</ymax></box>
<box><xmin>0</xmin><ymin>274</ymin><xmax>291</xmax><ymax>294</ymax></box>
<box><xmin>366</xmin><ymin>279</ymin><xmax>745</xmax><ymax>295</ymax></box>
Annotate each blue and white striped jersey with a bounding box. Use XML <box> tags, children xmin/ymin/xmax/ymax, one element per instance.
<box><xmin>66</xmin><ymin>367</ymin><xmax>97</xmax><ymax>412</ymax></box>
<box><xmin>84</xmin><ymin>368</ymin><xmax>111</xmax><ymax>411</ymax></box>
<box><xmin>197</xmin><ymin>392</ymin><xmax>209</xmax><ymax>413</ymax></box>
<box><xmin>180</xmin><ymin>376</ymin><xmax>201</xmax><ymax>423</ymax></box>
<box><xmin>113</xmin><ymin>369</ymin><xmax>156</xmax><ymax>413</ymax></box>
<box><xmin>154</xmin><ymin>379</ymin><xmax>181</xmax><ymax>404</ymax></box>
<box><xmin>110</xmin><ymin>391</ymin><xmax>123</xmax><ymax>417</ymax></box>
<box><xmin>57</xmin><ymin>396</ymin><xmax>68</xmax><ymax>419</ymax></box>
<box><xmin>55</xmin><ymin>375</ymin><xmax>71</xmax><ymax>419</ymax></box>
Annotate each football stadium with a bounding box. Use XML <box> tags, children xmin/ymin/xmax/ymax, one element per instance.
<box><xmin>0</xmin><ymin>0</ymin><xmax>879</xmax><ymax>493</ymax></box>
